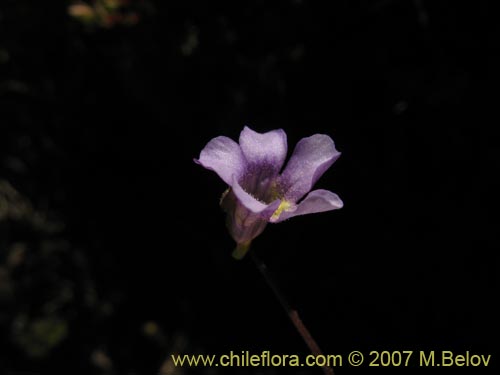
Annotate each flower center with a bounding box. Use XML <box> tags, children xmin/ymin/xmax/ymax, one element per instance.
<box><xmin>240</xmin><ymin>163</ymin><xmax>281</xmax><ymax>203</ymax></box>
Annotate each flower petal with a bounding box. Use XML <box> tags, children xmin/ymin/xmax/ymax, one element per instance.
<box><xmin>231</xmin><ymin>176</ymin><xmax>281</xmax><ymax>219</ymax></box>
<box><xmin>220</xmin><ymin>188</ymin><xmax>269</xmax><ymax>245</ymax></box>
<box><xmin>280</xmin><ymin>134</ymin><xmax>340</xmax><ymax>201</ymax></box>
<box><xmin>239</xmin><ymin>126</ymin><xmax>287</xmax><ymax>174</ymax></box>
<box><xmin>272</xmin><ymin>189</ymin><xmax>343</xmax><ymax>222</ymax></box>
<box><xmin>195</xmin><ymin>136</ymin><xmax>246</xmax><ymax>185</ymax></box>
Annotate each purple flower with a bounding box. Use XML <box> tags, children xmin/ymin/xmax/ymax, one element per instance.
<box><xmin>195</xmin><ymin>126</ymin><xmax>343</xmax><ymax>259</ymax></box>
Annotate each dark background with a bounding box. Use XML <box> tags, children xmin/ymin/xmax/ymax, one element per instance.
<box><xmin>0</xmin><ymin>0</ymin><xmax>497</xmax><ymax>374</ymax></box>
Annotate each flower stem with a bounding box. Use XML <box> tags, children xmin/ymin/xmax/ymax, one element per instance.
<box><xmin>250</xmin><ymin>250</ymin><xmax>334</xmax><ymax>375</ymax></box>
<box><xmin>232</xmin><ymin>241</ymin><xmax>252</xmax><ymax>260</ymax></box>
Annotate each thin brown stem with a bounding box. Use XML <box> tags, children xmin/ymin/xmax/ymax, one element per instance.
<box><xmin>250</xmin><ymin>250</ymin><xmax>334</xmax><ymax>375</ymax></box>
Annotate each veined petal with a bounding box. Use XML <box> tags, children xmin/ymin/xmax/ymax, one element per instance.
<box><xmin>272</xmin><ymin>189</ymin><xmax>343</xmax><ymax>222</ymax></box>
<box><xmin>280</xmin><ymin>134</ymin><xmax>340</xmax><ymax>201</ymax></box>
<box><xmin>195</xmin><ymin>136</ymin><xmax>246</xmax><ymax>185</ymax></box>
<box><xmin>239</xmin><ymin>126</ymin><xmax>287</xmax><ymax>174</ymax></box>
<box><xmin>232</xmin><ymin>176</ymin><xmax>281</xmax><ymax>219</ymax></box>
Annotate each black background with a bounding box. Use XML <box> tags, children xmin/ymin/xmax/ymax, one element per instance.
<box><xmin>0</xmin><ymin>1</ymin><xmax>497</xmax><ymax>374</ymax></box>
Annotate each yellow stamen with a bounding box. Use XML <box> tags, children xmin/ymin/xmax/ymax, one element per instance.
<box><xmin>271</xmin><ymin>200</ymin><xmax>293</xmax><ymax>221</ymax></box>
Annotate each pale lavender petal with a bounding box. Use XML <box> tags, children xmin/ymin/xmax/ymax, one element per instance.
<box><xmin>195</xmin><ymin>136</ymin><xmax>246</xmax><ymax>186</ymax></box>
<box><xmin>272</xmin><ymin>189</ymin><xmax>343</xmax><ymax>222</ymax></box>
<box><xmin>239</xmin><ymin>126</ymin><xmax>287</xmax><ymax>173</ymax></box>
<box><xmin>231</xmin><ymin>176</ymin><xmax>281</xmax><ymax>218</ymax></box>
<box><xmin>220</xmin><ymin>189</ymin><xmax>269</xmax><ymax>245</ymax></box>
<box><xmin>280</xmin><ymin>134</ymin><xmax>341</xmax><ymax>201</ymax></box>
